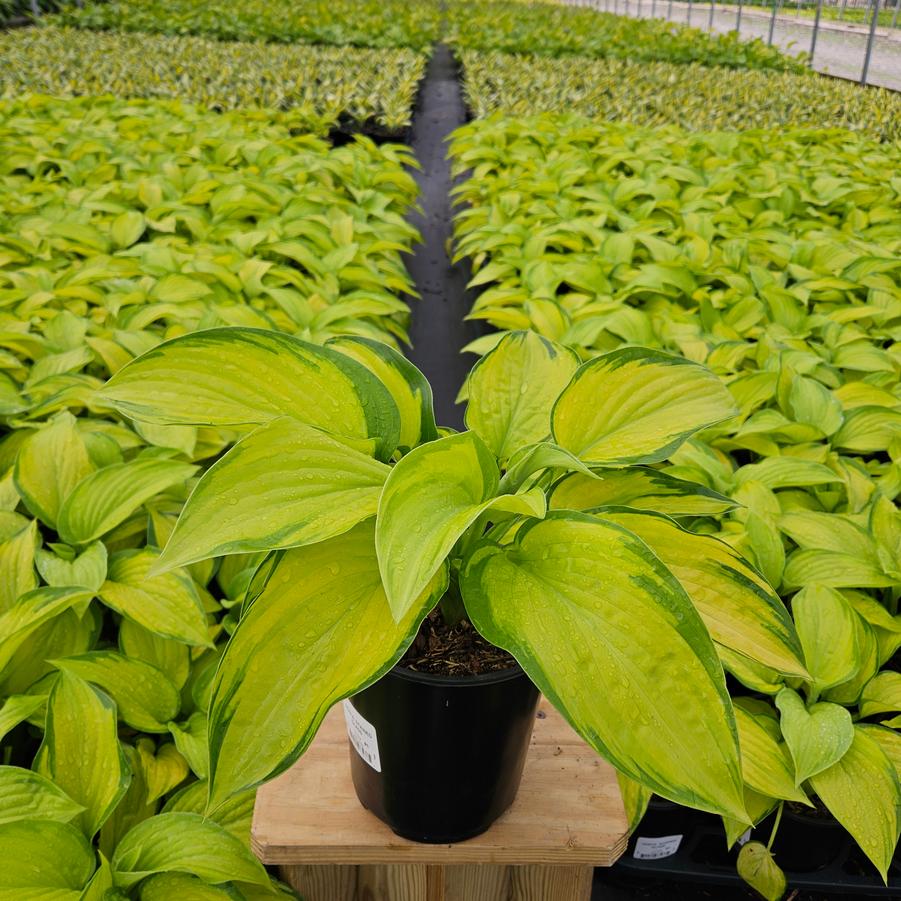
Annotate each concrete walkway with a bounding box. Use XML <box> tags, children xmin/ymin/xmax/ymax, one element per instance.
<box><xmin>567</xmin><ymin>0</ymin><xmax>901</xmax><ymax>89</ymax></box>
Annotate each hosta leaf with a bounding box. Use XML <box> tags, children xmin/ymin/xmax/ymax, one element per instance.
<box><xmin>734</xmin><ymin>457</ymin><xmax>841</xmax><ymax>489</ymax></box>
<box><xmin>37</xmin><ymin>671</ymin><xmax>131</xmax><ymax>838</ymax></box>
<box><xmin>616</xmin><ymin>772</ymin><xmax>652</xmax><ymax>833</ymax></box>
<box><xmin>499</xmin><ymin>442</ymin><xmax>596</xmax><ymax>494</ymax></box>
<box><xmin>552</xmin><ymin>348</ymin><xmax>737</xmax><ymax>465</ymax></box>
<box><xmin>35</xmin><ymin>541</ymin><xmax>107</xmax><ymax>592</ymax></box>
<box><xmin>775</xmin><ymin>687</ymin><xmax>853</xmax><ymax>785</ymax></box>
<box><xmin>53</xmin><ymin>652</ymin><xmax>180</xmax><ymax>733</ymax></box>
<box><xmin>163</xmin><ymin>780</ymin><xmax>255</xmax><ymax>844</ymax></box>
<box><xmin>0</xmin><ymin>819</ymin><xmax>95</xmax><ymax>899</ymax></box>
<box><xmin>57</xmin><ymin>459</ymin><xmax>197</xmax><ymax>545</ymax></box>
<box><xmin>139</xmin><ymin>873</ymin><xmax>242</xmax><ymax>900</ymax></box>
<box><xmin>376</xmin><ymin>431</ymin><xmax>544</xmax><ymax>622</ymax></box>
<box><xmin>168</xmin><ymin>713</ymin><xmax>209</xmax><ymax>780</ymax></box>
<box><xmin>101</xmin><ymin>327</ymin><xmax>401</xmax><ymax>461</ymax></box>
<box><xmin>461</xmin><ymin>511</ymin><xmax>746</xmax><ymax>820</ymax></box>
<box><xmin>599</xmin><ymin>510</ymin><xmax>805</xmax><ymax>677</ymax></box>
<box><xmin>13</xmin><ymin>413</ymin><xmax>93</xmax><ymax>528</ymax></box>
<box><xmin>0</xmin><ymin>519</ymin><xmax>39</xmax><ymax>612</ymax></box>
<box><xmin>809</xmin><ymin>727</ymin><xmax>901</xmax><ymax>881</ymax></box>
<box><xmin>737</xmin><ymin>841</ymin><xmax>786</xmax><ymax>901</ymax></box>
<box><xmin>465</xmin><ymin>330</ymin><xmax>579</xmax><ymax>463</ymax></box>
<box><xmin>156</xmin><ymin>418</ymin><xmax>389</xmax><ymax>570</ymax></box>
<box><xmin>112</xmin><ymin>812</ymin><xmax>268</xmax><ymax>888</ymax></box>
<box><xmin>734</xmin><ymin>710</ymin><xmax>807</xmax><ymax>804</ymax></box>
<box><xmin>327</xmin><ymin>336</ymin><xmax>438</xmax><ymax>448</ymax></box>
<box><xmin>792</xmin><ymin>585</ymin><xmax>861</xmax><ymax>692</ymax></box>
<box><xmin>0</xmin><ymin>694</ymin><xmax>45</xmax><ymax>743</ymax></box>
<box><xmin>860</xmin><ymin>672</ymin><xmax>901</xmax><ymax>719</ymax></box>
<box><xmin>0</xmin><ymin>767</ymin><xmax>84</xmax><ymax>826</ymax></box>
<box><xmin>0</xmin><ymin>587</ymin><xmax>95</xmax><ymax>676</ymax></box>
<box><xmin>99</xmin><ymin>550</ymin><xmax>210</xmax><ymax>647</ymax></box>
<box><xmin>208</xmin><ymin>521</ymin><xmax>446</xmax><ymax>809</ymax></box>
<box><xmin>550</xmin><ymin>467</ymin><xmax>736</xmax><ymax>516</ymax></box>
<box><xmin>119</xmin><ymin>619</ymin><xmax>191</xmax><ymax>690</ymax></box>
<box><xmin>783</xmin><ymin>550</ymin><xmax>895</xmax><ymax>589</ymax></box>
<box><xmin>135</xmin><ymin>740</ymin><xmax>189</xmax><ymax>805</ymax></box>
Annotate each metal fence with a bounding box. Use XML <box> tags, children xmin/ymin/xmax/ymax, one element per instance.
<box><xmin>567</xmin><ymin>0</ymin><xmax>901</xmax><ymax>88</ymax></box>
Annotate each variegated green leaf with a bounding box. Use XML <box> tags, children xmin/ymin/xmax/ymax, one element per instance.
<box><xmin>327</xmin><ymin>335</ymin><xmax>438</xmax><ymax>448</ymax></box>
<box><xmin>53</xmin><ymin>652</ymin><xmax>180</xmax><ymax>733</ymax></box>
<box><xmin>99</xmin><ymin>550</ymin><xmax>210</xmax><ymax>647</ymax></box>
<box><xmin>57</xmin><ymin>459</ymin><xmax>197</xmax><ymax>546</ymax></box>
<box><xmin>860</xmin><ymin>672</ymin><xmax>901</xmax><ymax>719</ymax></box>
<box><xmin>156</xmin><ymin>418</ymin><xmax>389</xmax><ymax>571</ymax></box>
<box><xmin>775</xmin><ymin>687</ymin><xmax>853</xmax><ymax>785</ymax></box>
<box><xmin>36</xmin><ymin>671</ymin><xmax>131</xmax><ymax>838</ymax></box>
<box><xmin>551</xmin><ymin>348</ymin><xmax>737</xmax><ymax>466</ymax></box>
<box><xmin>0</xmin><ymin>520</ymin><xmax>39</xmax><ymax>612</ymax></box>
<box><xmin>163</xmin><ymin>779</ymin><xmax>254</xmax><ymax>844</ymax></box>
<box><xmin>101</xmin><ymin>327</ymin><xmax>401</xmax><ymax>460</ymax></box>
<box><xmin>208</xmin><ymin>521</ymin><xmax>446</xmax><ymax>809</ymax></box>
<box><xmin>809</xmin><ymin>727</ymin><xmax>901</xmax><ymax>881</ymax></box>
<box><xmin>465</xmin><ymin>330</ymin><xmax>579</xmax><ymax>463</ymax></box>
<box><xmin>598</xmin><ymin>510</ymin><xmax>806</xmax><ymax>677</ymax></box>
<box><xmin>792</xmin><ymin>585</ymin><xmax>861</xmax><ymax>693</ymax></box>
<box><xmin>376</xmin><ymin>431</ymin><xmax>544</xmax><ymax>622</ymax></box>
<box><xmin>461</xmin><ymin>512</ymin><xmax>746</xmax><ymax>819</ymax></box>
<box><xmin>13</xmin><ymin>413</ymin><xmax>93</xmax><ymax>528</ymax></box>
<box><xmin>616</xmin><ymin>772</ymin><xmax>652</xmax><ymax>833</ymax></box>
<box><xmin>0</xmin><ymin>767</ymin><xmax>84</xmax><ymax>826</ymax></box>
<box><xmin>0</xmin><ymin>587</ymin><xmax>95</xmax><ymax>676</ymax></box>
<box><xmin>139</xmin><ymin>873</ymin><xmax>242</xmax><ymax>900</ymax></box>
<box><xmin>112</xmin><ymin>812</ymin><xmax>268</xmax><ymax>889</ymax></box>
<box><xmin>0</xmin><ymin>819</ymin><xmax>95</xmax><ymax>899</ymax></box>
<box><xmin>734</xmin><ymin>709</ymin><xmax>808</xmax><ymax>804</ymax></box>
<box><xmin>0</xmin><ymin>695</ymin><xmax>45</xmax><ymax>743</ymax></box>
<box><xmin>550</xmin><ymin>467</ymin><xmax>735</xmax><ymax>516</ymax></box>
<box><xmin>737</xmin><ymin>841</ymin><xmax>786</xmax><ymax>901</ymax></box>
<box><xmin>35</xmin><ymin>541</ymin><xmax>107</xmax><ymax>592</ymax></box>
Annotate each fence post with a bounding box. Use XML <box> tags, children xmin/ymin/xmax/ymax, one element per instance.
<box><xmin>735</xmin><ymin>0</ymin><xmax>744</xmax><ymax>31</ymax></box>
<box><xmin>892</xmin><ymin>0</ymin><xmax>899</xmax><ymax>28</ymax></box>
<box><xmin>638</xmin><ymin>0</ymin><xmax>643</xmax><ymax>16</ymax></box>
<box><xmin>667</xmin><ymin>0</ymin><xmax>674</xmax><ymax>18</ymax></box>
<box><xmin>809</xmin><ymin>0</ymin><xmax>824</xmax><ymax>62</ymax></box>
<box><xmin>767</xmin><ymin>0</ymin><xmax>782</xmax><ymax>42</ymax></box>
<box><xmin>687</xmin><ymin>0</ymin><xmax>693</xmax><ymax>23</ymax></box>
<box><xmin>29</xmin><ymin>0</ymin><xmax>40</xmax><ymax>16</ymax></box>
<box><xmin>652</xmin><ymin>0</ymin><xmax>657</xmax><ymax>16</ymax></box>
<box><xmin>861</xmin><ymin>0</ymin><xmax>880</xmax><ymax>83</ymax></box>
<box><xmin>838</xmin><ymin>0</ymin><xmax>848</xmax><ymax>19</ymax></box>
<box><xmin>708</xmin><ymin>0</ymin><xmax>716</xmax><ymax>28</ymax></box>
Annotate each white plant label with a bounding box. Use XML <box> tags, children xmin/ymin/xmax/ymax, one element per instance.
<box><xmin>633</xmin><ymin>834</ymin><xmax>683</xmax><ymax>860</ymax></box>
<box><xmin>342</xmin><ymin>700</ymin><xmax>381</xmax><ymax>772</ymax></box>
<box><xmin>737</xmin><ymin>828</ymin><xmax>752</xmax><ymax>846</ymax></box>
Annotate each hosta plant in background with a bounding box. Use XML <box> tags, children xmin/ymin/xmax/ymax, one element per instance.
<box><xmin>102</xmin><ymin>326</ymin><xmax>808</xmax><ymax>824</ymax></box>
<box><xmin>1</xmin><ymin>27</ymin><xmax>427</xmax><ymax>133</ymax></box>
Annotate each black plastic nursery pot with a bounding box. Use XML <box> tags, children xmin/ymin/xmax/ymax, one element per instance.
<box><xmin>344</xmin><ymin>663</ymin><xmax>541</xmax><ymax>843</ymax></box>
<box><xmin>769</xmin><ymin>804</ymin><xmax>847</xmax><ymax>873</ymax></box>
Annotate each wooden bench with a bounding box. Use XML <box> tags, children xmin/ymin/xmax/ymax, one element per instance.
<box><xmin>252</xmin><ymin>697</ymin><xmax>629</xmax><ymax>900</ymax></box>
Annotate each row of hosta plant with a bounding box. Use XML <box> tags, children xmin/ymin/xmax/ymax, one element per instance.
<box><xmin>53</xmin><ymin>0</ymin><xmax>440</xmax><ymax>49</ymax></box>
<box><xmin>0</xmin><ymin>92</ymin><xmax>425</xmax><ymax>897</ymax></box>
<box><xmin>0</xmin><ymin>95</ymin><xmax>420</xmax><ymax>360</ymax></box>
<box><xmin>1</xmin><ymin>27</ymin><xmax>426</xmax><ymax>132</ymax></box>
<box><xmin>460</xmin><ymin>50</ymin><xmax>901</xmax><ymax>142</ymax></box>
<box><xmin>449</xmin><ymin>114</ymin><xmax>901</xmax><ymax>893</ymax></box>
<box><xmin>446</xmin><ymin>0</ymin><xmax>807</xmax><ymax>71</ymax></box>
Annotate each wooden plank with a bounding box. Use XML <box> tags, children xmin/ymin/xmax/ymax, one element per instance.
<box><xmin>510</xmin><ymin>865</ymin><xmax>594</xmax><ymax>900</ymax></box>
<box><xmin>254</xmin><ymin>697</ymin><xmax>628</xmax><ymax>867</ymax></box>
<box><xmin>277</xmin><ymin>865</ymin><xmax>356</xmax><ymax>900</ymax></box>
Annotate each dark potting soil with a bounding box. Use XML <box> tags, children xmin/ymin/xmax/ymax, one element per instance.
<box><xmin>399</xmin><ymin>609</ymin><xmax>517</xmax><ymax>676</ymax></box>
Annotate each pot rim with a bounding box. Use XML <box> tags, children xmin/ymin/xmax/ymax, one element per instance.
<box><xmin>388</xmin><ymin>660</ymin><xmax>528</xmax><ymax>687</ymax></box>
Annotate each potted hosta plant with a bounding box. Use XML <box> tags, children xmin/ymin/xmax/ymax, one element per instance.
<box><xmin>100</xmin><ymin>327</ymin><xmax>808</xmax><ymax>842</ymax></box>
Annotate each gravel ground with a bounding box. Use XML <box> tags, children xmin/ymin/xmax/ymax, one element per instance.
<box><xmin>568</xmin><ymin>0</ymin><xmax>901</xmax><ymax>89</ymax></box>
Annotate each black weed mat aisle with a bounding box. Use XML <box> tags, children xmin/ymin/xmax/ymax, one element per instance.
<box><xmin>403</xmin><ymin>42</ymin><xmax>482</xmax><ymax>431</ymax></box>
